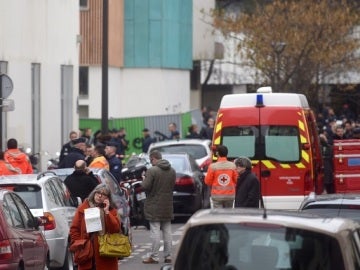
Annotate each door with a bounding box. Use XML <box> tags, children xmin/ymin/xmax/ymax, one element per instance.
<box><xmin>216</xmin><ymin>106</ymin><xmax>308</xmax><ymax>209</ymax></box>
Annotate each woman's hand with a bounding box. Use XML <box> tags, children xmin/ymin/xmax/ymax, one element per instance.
<box><xmin>103</xmin><ymin>199</ymin><xmax>110</xmax><ymax>214</ymax></box>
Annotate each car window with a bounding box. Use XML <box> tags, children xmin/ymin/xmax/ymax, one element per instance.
<box><xmin>52</xmin><ymin>177</ymin><xmax>73</xmax><ymax>206</ymax></box>
<box><xmin>47</xmin><ymin>178</ymin><xmax>66</xmax><ymax>206</ymax></box>
<box><xmin>7</xmin><ymin>184</ymin><xmax>43</xmax><ymax>209</ymax></box>
<box><xmin>3</xmin><ymin>193</ymin><xmax>25</xmax><ymax>228</ymax></box>
<box><xmin>11</xmin><ymin>193</ymin><xmax>36</xmax><ymax>229</ymax></box>
<box><xmin>165</xmin><ymin>156</ymin><xmax>188</xmax><ymax>172</ymax></box>
<box><xmin>153</xmin><ymin>144</ymin><xmax>207</xmax><ymax>160</ymax></box>
<box><xmin>175</xmin><ymin>223</ymin><xmax>345</xmax><ymax>270</ymax></box>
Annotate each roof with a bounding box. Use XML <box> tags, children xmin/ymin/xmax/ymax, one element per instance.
<box><xmin>149</xmin><ymin>139</ymin><xmax>211</xmax><ymax>148</ymax></box>
<box><xmin>220</xmin><ymin>93</ymin><xmax>310</xmax><ymax>108</ymax></box>
<box><xmin>185</xmin><ymin>208</ymin><xmax>360</xmax><ymax>235</ymax></box>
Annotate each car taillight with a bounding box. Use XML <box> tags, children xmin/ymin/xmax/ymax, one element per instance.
<box><xmin>0</xmin><ymin>239</ymin><xmax>12</xmax><ymax>260</ymax></box>
<box><xmin>39</xmin><ymin>212</ymin><xmax>56</xmax><ymax>230</ymax></box>
<box><xmin>176</xmin><ymin>176</ymin><xmax>195</xmax><ymax>186</ymax></box>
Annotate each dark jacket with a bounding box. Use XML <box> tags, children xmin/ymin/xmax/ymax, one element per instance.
<box><xmin>142</xmin><ymin>135</ymin><xmax>154</xmax><ymax>153</ymax></box>
<box><xmin>234</xmin><ymin>169</ymin><xmax>260</xmax><ymax>208</ymax></box>
<box><xmin>64</xmin><ymin>170</ymin><xmax>99</xmax><ymax>201</ymax></box>
<box><xmin>59</xmin><ymin>141</ymin><xmax>73</xmax><ymax>163</ymax></box>
<box><xmin>58</xmin><ymin>148</ymin><xmax>85</xmax><ymax>168</ymax></box>
<box><xmin>107</xmin><ymin>154</ymin><xmax>122</xmax><ymax>182</ymax></box>
<box><xmin>141</xmin><ymin>159</ymin><xmax>176</xmax><ymax>221</ymax></box>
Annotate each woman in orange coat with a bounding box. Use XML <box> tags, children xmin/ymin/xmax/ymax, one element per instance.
<box><xmin>70</xmin><ymin>183</ymin><xmax>121</xmax><ymax>270</ymax></box>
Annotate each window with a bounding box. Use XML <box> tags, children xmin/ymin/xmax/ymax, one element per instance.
<box><xmin>11</xmin><ymin>193</ymin><xmax>35</xmax><ymax>229</ymax></box>
<box><xmin>79</xmin><ymin>66</ymin><xmax>89</xmax><ymax>96</ymax></box>
<box><xmin>80</xmin><ymin>0</ymin><xmax>88</xmax><ymax>9</ymax></box>
<box><xmin>175</xmin><ymin>223</ymin><xmax>345</xmax><ymax>270</ymax></box>
<box><xmin>221</xmin><ymin>125</ymin><xmax>300</xmax><ymax>162</ymax></box>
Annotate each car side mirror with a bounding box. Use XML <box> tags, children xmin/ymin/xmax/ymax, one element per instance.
<box><xmin>28</xmin><ymin>217</ymin><xmax>42</xmax><ymax>229</ymax></box>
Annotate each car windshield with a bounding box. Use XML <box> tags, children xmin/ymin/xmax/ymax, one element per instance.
<box><xmin>175</xmin><ymin>223</ymin><xmax>345</xmax><ymax>270</ymax></box>
<box><xmin>221</xmin><ymin>125</ymin><xmax>300</xmax><ymax>162</ymax></box>
<box><xmin>152</xmin><ymin>144</ymin><xmax>207</xmax><ymax>159</ymax></box>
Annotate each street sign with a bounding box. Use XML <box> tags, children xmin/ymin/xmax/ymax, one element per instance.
<box><xmin>1</xmin><ymin>99</ymin><xmax>15</xmax><ymax>112</ymax></box>
<box><xmin>0</xmin><ymin>74</ymin><xmax>13</xmax><ymax>99</ymax></box>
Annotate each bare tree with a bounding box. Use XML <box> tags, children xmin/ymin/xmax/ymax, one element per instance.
<box><xmin>212</xmin><ymin>0</ymin><xmax>360</xmax><ymax>106</ymax></box>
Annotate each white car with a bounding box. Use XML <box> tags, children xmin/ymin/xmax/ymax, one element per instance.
<box><xmin>162</xmin><ymin>208</ymin><xmax>360</xmax><ymax>270</ymax></box>
<box><xmin>0</xmin><ymin>173</ymin><xmax>77</xmax><ymax>270</ymax></box>
<box><xmin>148</xmin><ymin>139</ymin><xmax>212</xmax><ymax>172</ymax></box>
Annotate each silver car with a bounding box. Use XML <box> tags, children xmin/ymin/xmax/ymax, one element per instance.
<box><xmin>0</xmin><ymin>173</ymin><xmax>77</xmax><ymax>270</ymax></box>
<box><xmin>162</xmin><ymin>208</ymin><xmax>360</xmax><ymax>270</ymax></box>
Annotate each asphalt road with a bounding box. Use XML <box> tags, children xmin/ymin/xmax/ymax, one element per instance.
<box><xmin>118</xmin><ymin>221</ymin><xmax>186</xmax><ymax>270</ymax></box>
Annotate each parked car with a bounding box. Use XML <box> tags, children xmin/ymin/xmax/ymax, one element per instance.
<box><xmin>0</xmin><ymin>174</ymin><xmax>75</xmax><ymax>270</ymax></box>
<box><xmin>299</xmin><ymin>192</ymin><xmax>360</xmax><ymax>222</ymax></box>
<box><xmin>49</xmin><ymin>168</ymin><xmax>131</xmax><ymax>237</ymax></box>
<box><xmin>162</xmin><ymin>153</ymin><xmax>209</xmax><ymax>214</ymax></box>
<box><xmin>0</xmin><ymin>188</ymin><xmax>48</xmax><ymax>270</ymax></box>
<box><xmin>161</xmin><ymin>208</ymin><xmax>360</xmax><ymax>270</ymax></box>
<box><xmin>148</xmin><ymin>139</ymin><xmax>212</xmax><ymax>173</ymax></box>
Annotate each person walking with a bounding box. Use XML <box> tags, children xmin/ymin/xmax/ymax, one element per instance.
<box><xmin>0</xmin><ymin>150</ymin><xmax>21</xmax><ymax>175</ymax></box>
<box><xmin>141</xmin><ymin>150</ymin><xmax>176</xmax><ymax>264</ymax></box>
<box><xmin>205</xmin><ymin>145</ymin><xmax>237</xmax><ymax>208</ymax></box>
<box><xmin>58</xmin><ymin>137</ymin><xmax>87</xmax><ymax>168</ymax></box>
<box><xmin>64</xmin><ymin>160</ymin><xmax>99</xmax><ymax>202</ymax></box>
<box><xmin>234</xmin><ymin>157</ymin><xmax>260</xmax><ymax>208</ymax></box>
<box><xmin>89</xmin><ymin>145</ymin><xmax>109</xmax><ymax>170</ymax></box>
<box><xmin>105</xmin><ymin>142</ymin><xmax>122</xmax><ymax>182</ymax></box>
<box><xmin>69</xmin><ymin>184</ymin><xmax>121</xmax><ymax>270</ymax></box>
<box><xmin>141</xmin><ymin>128</ymin><xmax>155</xmax><ymax>153</ymax></box>
<box><xmin>4</xmin><ymin>138</ymin><xmax>33</xmax><ymax>174</ymax></box>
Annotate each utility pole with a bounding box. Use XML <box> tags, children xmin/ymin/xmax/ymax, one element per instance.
<box><xmin>101</xmin><ymin>0</ymin><xmax>109</xmax><ymax>135</ymax></box>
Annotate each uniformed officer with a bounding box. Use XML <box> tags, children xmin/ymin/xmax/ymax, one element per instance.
<box><xmin>105</xmin><ymin>141</ymin><xmax>122</xmax><ymax>182</ymax></box>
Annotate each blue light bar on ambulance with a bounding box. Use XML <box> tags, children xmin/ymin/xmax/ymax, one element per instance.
<box><xmin>256</xmin><ymin>94</ymin><xmax>264</xmax><ymax>107</ymax></box>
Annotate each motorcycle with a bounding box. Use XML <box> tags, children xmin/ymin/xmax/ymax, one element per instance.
<box><xmin>120</xmin><ymin>154</ymin><xmax>151</xmax><ymax>229</ymax></box>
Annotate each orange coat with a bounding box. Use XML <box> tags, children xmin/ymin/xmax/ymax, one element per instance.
<box><xmin>0</xmin><ymin>160</ymin><xmax>20</xmax><ymax>175</ymax></box>
<box><xmin>4</xmin><ymin>149</ymin><xmax>33</xmax><ymax>174</ymax></box>
<box><xmin>89</xmin><ymin>156</ymin><xmax>110</xmax><ymax>170</ymax></box>
<box><xmin>205</xmin><ymin>157</ymin><xmax>237</xmax><ymax>200</ymax></box>
<box><xmin>69</xmin><ymin>199</ymin><xmax>121</xmax><ymax>270</ymax></box>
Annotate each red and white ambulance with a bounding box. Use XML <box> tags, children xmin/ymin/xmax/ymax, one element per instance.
<box><xmin>212</xmin><ymin>87</ymin><xmax>323</xmax><ymax>209</ymax></box>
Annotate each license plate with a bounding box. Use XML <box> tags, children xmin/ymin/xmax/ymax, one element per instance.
<box><xmin>136</xmin><ymin>192</ymin><xmax>146</xmax><ymax>201</ymax></box>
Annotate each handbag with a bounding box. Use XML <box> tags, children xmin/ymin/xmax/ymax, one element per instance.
<box><xmin>98</xmin><ymin>233</ymin><xmax>131</xmax><ymax>257</ymax></box>
<box><xmin>69</xmin><ymin>238</ymin><xmax>93</xmax><ymax>264</ymax></box>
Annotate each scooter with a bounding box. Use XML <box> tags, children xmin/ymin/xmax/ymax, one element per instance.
<box><xmin>120</xmin><ymin>154</ymin><xmax>151</xmax><ymax>229</ymax></box>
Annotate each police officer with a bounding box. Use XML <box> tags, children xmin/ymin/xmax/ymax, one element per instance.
<box><xmin>105</xmin><ymin>141</ymin><xmax>122</xmax><ymax>182</ymax></box>
<box><xmin>58</xmin><ymin>137</ymin><xmax>87</xmax><ymax>169</ymax></box>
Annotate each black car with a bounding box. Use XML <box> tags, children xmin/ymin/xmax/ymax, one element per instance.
<box><xmin>162</xmin><ymin>153</ymin><xmax>209</xmax><ymax>215</ymax></box>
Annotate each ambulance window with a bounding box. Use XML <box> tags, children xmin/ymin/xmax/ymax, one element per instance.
<box><xmin>222</xmin><ymin>126</ymin><xmax>257</xmax><ymax>158</ymax></box>
<box><xmin>265</xmin><ymin>126</ymin><xmax>300</xmax><ymax>162</ymax></box>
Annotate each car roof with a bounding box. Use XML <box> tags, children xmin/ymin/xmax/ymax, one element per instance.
<box><xmin>149</xmin><ymin>139</ymin><xmax>211</xmax><ymax>148</ymax></box>
<box><xmin>300</xmin><ymin>193</ymin><xmax>360</xmax><ymax>207</ymax></box>
<box><xmin>0</xmin><ymin>173</ymin><xmax>57</xmax><ymax>185</ymax></box>
<box><xmin>185</xmin><ymin>208</ymin><xmax>360</xmax><ymax>235</ymax></box>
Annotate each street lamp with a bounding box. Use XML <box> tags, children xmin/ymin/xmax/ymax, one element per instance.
<box><xmin>272</xmin><ymin>42</ymin><xmax>286</xmax><ymax>92</ymax></box>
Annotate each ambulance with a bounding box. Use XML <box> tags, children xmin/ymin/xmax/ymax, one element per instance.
<box><xmin>212</xmin><ymin>87</ymin><xmax>323</xmax><ymax>209</ymax></box>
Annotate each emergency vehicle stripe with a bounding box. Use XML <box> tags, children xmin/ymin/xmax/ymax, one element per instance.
<box><xmin>262</xmin><ymin>160</ymin><xmax>276</xmax><ymax>169</ymax></box>
<box><xmin>302</xmin><ymin>150</ymin><xmax>310</xmax><ymax>163</ymax></box>
<box><xmin>215</xmin><ymin>121</ymin><xmax>222</xmax><ymax>134</ymax></box>
<box><xmin>295</xmin><ymin>162</ymin><xmax>306</xmax><ymax>168</ymax></box>
<box><xmin>280</xmin><ymin>164</ymin><xmax>291</xmax><ymax>168</ymax></box>
<box><xmin>298</xmin><ymin>120</ymin><xmax>305</xmax><ymax>132</ymax></box>
<box><xmin>300</xmin><ymin>135</ymin><xmax>307</xmax><ymax>143</ymax></box>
